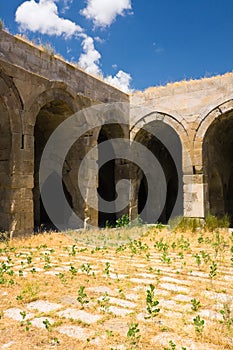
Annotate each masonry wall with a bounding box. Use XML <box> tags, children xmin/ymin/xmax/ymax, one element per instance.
<box><xmin>130</xmin><ymin>73</ymin><xmax>233</xmax><ymax>221</ymax></box>
<box><xmin>0</xmin><ymin>30</ymin><xmax>129</xmax><ymax>237</ymax></box>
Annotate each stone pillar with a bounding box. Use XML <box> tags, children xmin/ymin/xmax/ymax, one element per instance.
<box><xmin>183</xmin><ymin>174</ymin><xmax>205</xmax><ymax>218</ymax></box>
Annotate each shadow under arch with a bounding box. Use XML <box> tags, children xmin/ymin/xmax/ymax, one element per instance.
<box><xmin>97</xmin><ymin>123</ymin><xmax>126</xmax><ymax>227</ymax></box>
<box><xmin>38</xmin><ymin>172</ymin><xmax>73</xmax><ymax>232</ymax></box>
<box><xmin>202</xmin><ymin>106</ymin><xmax>233</xmax><ymax>223</ymax></box>
<box><xmin>132</xmin><ymin>119</ymin><xmax>183</xmax><ymax>224</ymax></box>
<box><xmin>33</xmin><ymin>98</ymin><xmax>77</xmax><ymax>231</ymax></box>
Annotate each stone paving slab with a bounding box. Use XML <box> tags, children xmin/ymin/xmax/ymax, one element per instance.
<box><xmin>58</xmin><ymin>308</ymin><xmax>102</xmax><ymax>324</ymax></box>
<box><xmin>26</xmin><ymin>300</ymin><xmax>62</xmax><ymax>312</ymax></box>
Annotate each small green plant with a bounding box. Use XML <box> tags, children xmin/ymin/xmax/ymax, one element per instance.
<box><xmin>191</xmin><ymin>298</ymin><xmax>201</xmax><ymax>312</ymax></box>
<box><xmin>81</xmin><ymin>263</ymin><xmax>92</xmax><ymax>275</ymax></box>
<box><xmin>115</xmin><ymin>214</ymin><xmax>130</xmax><ymax>228</ymax></box>
<box><xmin>98</xmin><ymin>292</ymin><xmax>110</xmax><ymax>312</ymax></box>
<box><xmin>163</xmin><ymin>340</ymin><xmax>176</xmax><ymax>350</ymax></box>
<box><xmin>164</xmin><ymin>342</ymin><xmax>186</xmax><ymax>350</ymax></box>
<box><xmin>77</xmin><ymin>286</ymin><xmax>89</xmax><ymax>308</ymax></box>
<box><xmin>104</xmin><ymin>262</ymin><xmax>110</xmax><ymax>276</ymax></box>
<box><xmin>209</xmin><ymin>261</ymin><xmax>217</xmax><ymax>281</ymax></box>
<box><xmin>145</xmin><ymin>284</ymin><xmax>160</xmax><ymax>319</ymax></box>
<box><xmin>177</xmin><ymin>235</ymin><xmax>190</xmax><ymax>251</ymax></box>
<box><xmin>127</xmin><ymin>323</ymin><xmax>141</xmax><ymax>348</ymax></box>
<box><xmin>25</xmin><ymin>320</ymin><xmax>32</xmax><ymax>331</ymax></box>
<box><xmin>58</xmin><ymin>272</ymin><xmax>67</xmax><ymax>285</ymax></box>
<box><xmin>219</xmin><ymin>303</ymin><xmax>233</xmax><ymax>330</ymax></box>
<box><xmin>200</xmin><ymin>250</ymin><xmax>210</xmax><ymax>264</ymax></box>
<box><xmin>43</xmin><ymin>318</ymin><xmax>52</xmax><ymax>331</ymax></box>
<box><xmin>193</xmin><ymin>253</ymin><xmax>201</xmax><ymax>268</ymax></box>
<box><xmin>69</xmin><ymin>265</ymin><xmax>78</xmax><ymax>276</ymax></box>
<box><xmin>193</xmin><ymin>315</ymin><xmax>205</xmax><ymax>335</ymax></box>
<box><xmin>70</xmin><ymin>245</ymin><xmax>76</xmax><ymax>256</ymax></box>
<box><xmin>161</xmin><ymin>251</ymin><xmax>171</xmax><ymax>264</ymax></box>
<box><xmin>20</xmin><ymin>311</ymin><xmax>26</xmax><ymax>320</ymax></box>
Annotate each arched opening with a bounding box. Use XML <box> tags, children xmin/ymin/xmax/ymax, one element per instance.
<box><xmin>34</xmin><ymin>100</ymin><xmax>74</xmax><ymax>231</ymax></box>
<box><xmin>203</xmin><ymin>109</ymin><xmax>233</xmax><ymax>223</ymax></box>
<box><xmin>97</xmin><ymin>124</ymin><xmax>125</xmax><ymax>227</ymax></box>
<box><xmin>135</xmin><ymin>120</ymin><xmax>182</xmax><ymax>224</ymax></box>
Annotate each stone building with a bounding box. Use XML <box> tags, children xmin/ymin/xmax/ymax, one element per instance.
<box><xmin>0</xmin><ymin>29</ymin><xmax>233</xmax><ymax>236</ymax></box>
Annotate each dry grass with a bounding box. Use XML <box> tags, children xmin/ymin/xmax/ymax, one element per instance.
<box><xmin>0</xmin><ymin>227</ymin><xmax>233</xmax><ymax>349</ymax></box>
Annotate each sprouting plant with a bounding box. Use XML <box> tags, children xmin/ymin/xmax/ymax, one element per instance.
<box><xmin>177</xmin><ymin>235</ymin><xmax>190</xmax><ymax>251</ymax></box>
<box><xmin>44</xmin><ymin>253</ymin><xmax>51</xmax><ymax>264</ymax></box>
<box><xmin>25</xmin><ymin>320</ymin><xmax>32</xmax><ymax>331</ymax></box>
<box><xmin>43</xmin><ymin>318</ymin><xmax>52</xmax><ymax>331</ymax></box>
<box><xmin>145</xmin><ymin>284</ymin><xmax>160</xmax><ymax>319</ymax></box>
<box><xmin>200</xmin><ymin>250</ymin><xmax>210</xmax><ymax>264</ymax></box>
<box><xmin>106</xmin><ymin>329</ymin><xmax>114</xmax><ymax>337</ymax></box>
<box><xmin>171</xmin><ymin>242</ymin><xmax>176</xmax><ymax>250</ymax></box>
<box><xmin>77</xmin><ymin>286</ymin><xmax>89</xmax><ymax>308</ymax></box>
<box><xmin>127</xmin><ymin>323</ymin><xmax>141</xmax><ymax>348</ymax></box>
<box><xmin>58</xmin><ymin>272</ymin><xmax>67</xmax><ymax>285</ymax></box>
<box><xmin>81</xmin><ymin>263</ymin><xmax>92</xmax><ymax>275</ymax></box>
<box><xmin>98</xmin><ymin>292</ymin><xmax>110</xmax><ymax>312</ymax></box>
<box><xmin>69</xmin><ymin>265</ymin><xmax>78</xmax><ymax>276</ymax></box>
<box><xmin>26</xmin><ymin>255</ymin><xmax>32</xmax><ymax>265</ymax></box>
<box><xmin>70</xmin><ymin>245</ymin><xmax>76</xmax><ymax>256</ymax></box>
<box><xmin>191</xmin><ymin>298</ymin><xmax>201</xmax><ymax>312</ymax></box>
<box><xmin>154</xmin><ymin>238</ymin><xmax>168</xmax><ymax>252</ymax></box>
<box><xmin>52</xmin><ymin>338</ymin><xmax>60</xmax><ymax>345</ymax></box>
<box><xmin>20</xmin><ymin>311</ymin><xmax>26</xmax><ymax>320</ymax></box>
<box><xmin>115</xmin><ymin>214</ymin><xmax>130</xmax><ymax>228</ymax></box>
<box><xmin>193</xmin><ymin>254</ymin><xmax>201</xmax><ymax>268</ymax></box>
<box><xmin>163</xmin><ymin>340</ymin><xmax>177</xmax><ymax>350</ymax></box>
<box><xmin>104</xmin><ymin>262</ymin><xmax>110</xmax><ymax>276</ymax></box>
<box><xmin>209</xmin><ymin>261</ymin><xmax>217</xmax><ymax>281</ymax></box>
<box><xmin>219</xmin><ymin>303</ymin><xmax>233</xmax><ymax>330</ymax></box>
<box><xmin>193</xmin><ymin>315</ymin><xmax>205</xmax><ymax>335</ymax></box>
<box><xmin>161</xmin><ymin>251</ymin><xmax>171</xmax><ymax>264</ymax></box>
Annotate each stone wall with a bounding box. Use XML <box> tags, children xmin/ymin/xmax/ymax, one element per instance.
<box><xmin>0</xmin><ymin>30</ymin><xmax>129</xmax><ymax>236</ymax></box>
<box><xmin>130</xmin><ymin>74</ymin><xmax>233</xmax><ymax>221</ymax></box>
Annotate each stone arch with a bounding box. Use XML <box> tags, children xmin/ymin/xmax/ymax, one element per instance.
<box><xmin>194</xmin><ymin>99</ymin><xmax>233</xmax><ymax>169</ymax></box>
<box><xmin>28</xmin><ymin>87</ymin><xmax>82</xmax><ymax>230</ymax></box>
<box><xmin>27</xmin><ymin>86</ymin><xmax>79</xmax><ymax>130</ymax></box>
<box><xmin>130</xmin><ymin>111</ymin><xmax>192</xmax><ymax>174</ymax></box>
<box><xmin>130</xmin><ymin>113</ymin><xmax>186</xmax><ymax>224</ymax></box>
<box><xmin>197</xmin><ymin>100</ymin><xmax>233</xmax><ymax>221</ymax></box>
<box><xmin>0</xmin><ymin>70</ymin><xmax>23</xmax><ymax>233</ymax></box>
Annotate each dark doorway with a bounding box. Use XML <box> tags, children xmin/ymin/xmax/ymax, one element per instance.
<box><xmin>203</xmin><ymin>109</ymin><xmax>233</xmax><ymax>224</ymax></box>
<box><xmin>135</xmin><ymin>120</ymin><xmax>182</xmax><ymax>224</ymax></box>
<box><xmin>34</xmin><ymin>100</ymin><xmax>74</xmax><ymax>231</ymax></box>
<box><xmin>97</xmin><ymin>127</ymin><xmax>116</xmax><ymax>227</ymax></box>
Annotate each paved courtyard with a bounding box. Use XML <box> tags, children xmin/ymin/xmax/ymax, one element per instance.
<box><xmin>0</xmin><ymin>227</ymin><xmax>233</xmax><ymax>349</ymax></box>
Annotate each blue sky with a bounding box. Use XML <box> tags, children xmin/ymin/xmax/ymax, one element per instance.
<box><xmin>1</xmin><ymin>0</ymin><xmax>233</xmax><ymax>92</ymax></box>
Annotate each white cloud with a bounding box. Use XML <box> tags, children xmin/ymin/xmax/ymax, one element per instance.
<box><xmin>105</xmin><ymin>70</ymin><xmax>132</xmax><ymax>93</ymax></box>
<box><xmin>59</xmin><ymin>0</ymin><xmax>73</xmax><ymax>13</ymax></box>
<box><xmin>81</xmin><ymin>0</ymin><xmax>132</xmax><ymax>27</ymax></box>
<box><xmin>14</xmin><ymin>0</ymin><xmax>133</xmax><ymax>91</ymax></box>
<box><xmin>15</xmin><ymin>0</ymin><xmax>82</xmax><ymax>38</ymax></box>
<box><xmin>78</xmin><ymin>35</ymin><xmax>102</xmax><ymax>76</ymax></box>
